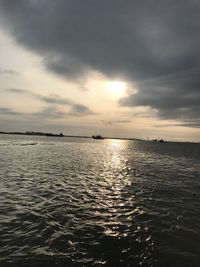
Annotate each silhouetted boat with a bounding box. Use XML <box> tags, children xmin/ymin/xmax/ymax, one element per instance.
<box><xmin>152</xmin><ymin>138</ymin><xmax>166</xmax><ymax>143</ymax></box>
<box><xmin>92</xmin><ymin>135</ymin><xmax>104</xmax><ymax>140</ymax></box>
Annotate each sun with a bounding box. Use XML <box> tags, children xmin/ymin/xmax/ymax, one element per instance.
<box><xmin>106</xmin><ymin>81</ymin><xmax>126</xmax><ymax>98</ymax></box>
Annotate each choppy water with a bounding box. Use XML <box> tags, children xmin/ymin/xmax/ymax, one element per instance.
<box><xmin>0</xmin><ymin>134</ymin><xmax>200</xmax><ymax>267</ymax></box>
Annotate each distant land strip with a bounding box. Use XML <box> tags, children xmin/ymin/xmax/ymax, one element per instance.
<box><xmin>0</xmin><ymin>130</ymin><xmax>141</xmax><ymax>141</ymax></box>
<box><xmin>0</xmin><ymin>131</ymin><xmax>198</xmax><ymax>143</ymax></box>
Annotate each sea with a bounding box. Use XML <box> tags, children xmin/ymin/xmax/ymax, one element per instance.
<box><xmin>0</xmin><ymin>134</ymin><xmax>200</xmax><ymax>267</ymax></box>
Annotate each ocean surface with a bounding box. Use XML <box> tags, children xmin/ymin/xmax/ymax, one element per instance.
<box><xmin>0</xmin><ymin>134</ymin><xmax>200</xmax><ymax>267</ymax></box>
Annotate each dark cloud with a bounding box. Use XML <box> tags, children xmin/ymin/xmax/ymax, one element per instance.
<box><xmin>120</xmin><ymin>69</ymin><xmax>200</xmax><ymax>123</ymax></box>
<box><xmin>39</xmin><ymin>95</ymin><xmax>72</xmax><ymax>105</ymax></box>
<box><xmin>0</xmin><ymin>107</ymin><xmax>22</xmax><ymax>115</ymax></box>
<box><xmin>101</xmin><ymin>119</ymin><xmax>131</xmax><ymax>126</ymax></box>
<box><xmin>6</xmin><ymin>88</ymin><xmax>26</xmax><ymax>93</ymax></box>
<box><xmin>33</xmin><ymin>106</ymin><xmax>66</xmax><ymax>119</ymax></box>
<box><xmin>6</xmin><ymin>88</ymin><xmax>93</xmax><ymax>114</ymax></box>
<box><xmin>39</xmin><ymin>95</ymin><xmax>93</xmax><ymax>113</ymax></box>
<box><xmin>0</xmin><ymin>104</ymin><xmax>89</xmax><ymax>121</ymax></box>
<box><xmin>154</xmin><ymin>121</ymin><xmax>200</xmax><ymax>128</ymax></box>
<box><xmin>0</xmin><ymin>0</ymin><xmax>200</xmax><ymax>125</ymax></box>
<box><xmin>71</xmin><ymin>104</ymin><xmax>92</xmax><ymax>114</ymax></box>
<box><xmin>115</xmin><ymin>119</ymin><xmax>131</xmax><ymax>124</ymax></box>
<box><xmin>0</xmin><ymin>67</ymin><xmax>19</xmax><ymax>75</ymax></box>
<box><xmin>0</xmin><ymin>105</ymin><xmax>64</xmax><ymax>121</ymax></box>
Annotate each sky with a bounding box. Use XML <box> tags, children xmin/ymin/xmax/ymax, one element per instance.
<box><xmin>0</xmin><ymin>0</ymin><xmax>200</xmax><ymax>142</ymax></box>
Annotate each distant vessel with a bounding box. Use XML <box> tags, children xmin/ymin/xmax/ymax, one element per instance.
<box><xmin>92</xmin><ymin>135</ymin><xmax>104</xmax><ymax>140</ymax></box>
<box><xmin>152</xmin><ymin>138</ymin><xmax>166</xmax><ymax>143</ymax></box>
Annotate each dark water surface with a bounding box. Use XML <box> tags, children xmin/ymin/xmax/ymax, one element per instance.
<box><xmin>0</xmin><ymin>134</ymin><xmax>200</xmax><ymax>267</ymax></box>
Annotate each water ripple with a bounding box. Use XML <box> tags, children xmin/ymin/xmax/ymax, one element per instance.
<box><xmin>0</xmin><ymin>136</ymin><xmax>200</xmax><ymax>266</ymax></box>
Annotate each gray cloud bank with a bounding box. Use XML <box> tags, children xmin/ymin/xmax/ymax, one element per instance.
<box><xmin>5</xmin><ymin>88</ymin><xmax>93</xmax><ymax>116</ymax></box>
<box><xmin>0</xmin><ymin>107</ymin><xmax>21</xmax><ymax>116</ymax></box>
<box><xmin>0</xmin><ymin>0</ymin><xmax>200</xmax><ymax>126</ymax></box>
<box><xmin>0</xmin><ymin>67</ymin><xmax>19</xmax><ymax>75</ymax></box>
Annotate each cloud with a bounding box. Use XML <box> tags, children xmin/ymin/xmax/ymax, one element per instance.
<box><xmin>39</xmin><ymin>95</ymin><xmax>72</xmax><ymax>106</ymax></box>
<box><xmin>114</xmin><ymin>119</ymin><xmax>131</xmax><ymax>124</ymax></box>
<box><xmin>71</xmin><ymin>104</ymin><xmax>92</xmax><ymax>114</ymax></box>
<box><xmin>6</xmin><ymin>88</ymin><xmax>93</xmax><ymax>114</ymax></box>
<box><xmin>154</xmin><ymin>120</ymin><xmax>200</xmax><ymax>128</ymax></box>
<box><xmin>0</xmin><ymin>107</ymin><xmax>22</xmax><ymax>115</ymax></box>
<box><xmin>39</xmin><ymin>95</ymin><xmax>93</xmax><ymax>114</ymax></box>
<box><xmin>101</xmin><ymin>119</ymin><xmax>131</xmax><ymax>126</ymax></box>
<box><xmin>0</xmin><ymin>105</ymin><xmax>67</xmax><ymax>124</ymax></box>
<box><xmin>0</xmin><ymin>67</ymin><xmax>19</xmax><ymax>75</ymax></box>
<box><xmin>0</xmin><ymin>0</ymin><xmax>200</xmax><ymax>125</ymax></box>
<box><xmin>0</xmin><ymin>105</ymin><xmax>85</xmax><ymax>121</ymax></box>
<box><xmin>33</xmin><ymin>106</ymin><xmax>67</xmax><ymax>119</ymax></box>
<box><xmin>120</xmin><ymin>69</ymin><xmax>200</xmax><ymax>125</ymax></box>
<box><xmin>6</xmin><ymin>88</ymin><xmax>26</xmax><ymax>93</ymax></box>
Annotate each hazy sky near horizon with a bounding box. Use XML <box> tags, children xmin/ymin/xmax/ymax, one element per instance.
<box><xmin>0</xmin><ymin>0</ymin><xmax>200</xmax><ymax>141</ymax></box>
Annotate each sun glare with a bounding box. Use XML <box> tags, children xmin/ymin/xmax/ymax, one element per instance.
<box><xmin>106</xmin><ymin>81</ymin><xmax>126</xmax><ymax>97</ymax></box>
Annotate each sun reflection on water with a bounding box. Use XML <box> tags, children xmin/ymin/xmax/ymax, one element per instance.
<box><xmin>106</xmin><ymin>139</ymin><xmax>128</xmax><ymax>168</ymax></box>
<box><xmin>94</xmin><ymin>139</ymin><xmax>154</xmax><ymax>266</ymax></box>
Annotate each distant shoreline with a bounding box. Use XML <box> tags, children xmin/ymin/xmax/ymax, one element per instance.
<box><xmin>0</xmin><ymin>131</ymin><xmax>65</xmax><ymax>138</ymax></box>
<box><xmin>0</xmin><ymin>131</ymin><xmax>198</xmax><ymax>144</ymax></box>
<box><xmin>0</xmin><ymin>131</ymin><xmax>141</xmax><ymax>141</ymax></box>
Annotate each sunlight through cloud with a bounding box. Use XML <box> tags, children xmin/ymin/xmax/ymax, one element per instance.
<box><xmin>106</xmin><ymin>81</ymin><xmax>126</xmax><ymax>98</ymax></box>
